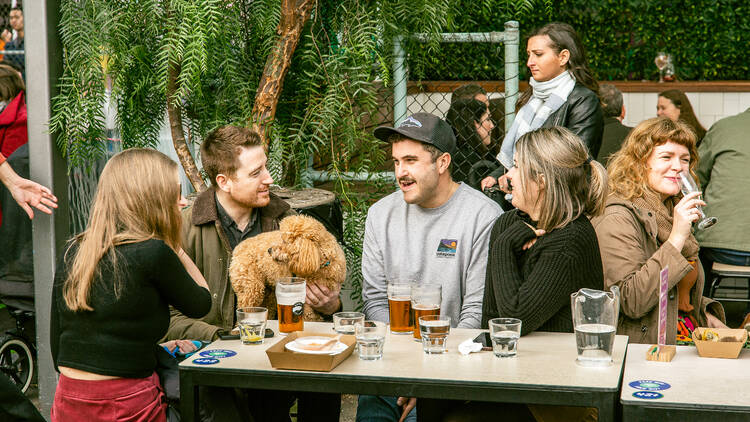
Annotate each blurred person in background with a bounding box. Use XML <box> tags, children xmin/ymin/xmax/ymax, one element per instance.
<box><xmin>695</xmin><ymin>108</ymin><xmax>750</xmax><ymax>327</ymax></box>
<box><xmin>0</xmin><ymin>63</ymin><xmax>25</xmax><ymax>159</ymax></box>
<box><xmin>481</xmin><ymin>22</ymin><xmax>603</xmax><ymax>194</ymax></box>
<box><xmin>1</xmin><ymin>6</ymin><xmax>23</xmax><ymax>78</ymax></box>
<box><xmin>657</xmin><ymin>89</ymin><xmax>706</xmax><ymax>147</ymax></box>
<box><xmin>451</xmin><ymin>83</ymin><xmax>489</xmax><ymax>107</ymax></box>
<box><xmin>596</xmin><ymin>84</ymin><xmax>632</xmax><ymax>165</ymax></box>
<box><xmin>446</xmin><ymin>98</ymin><xmax>497</xmax><ymax>189</ymax></box>
<box><xmin>0</xmin><ymin>64</ymin><xmax>26</xmax><ymax>226</ymax></box>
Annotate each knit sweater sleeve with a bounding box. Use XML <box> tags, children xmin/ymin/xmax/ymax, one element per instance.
<box><xmin>483</xmin><ymin>216</ymin><xmax>583</xmax><ymax>335</ymax></box>
<box><xmin>148</xmin><ymin>240</ymin><xmax>212</xmax><ymax>318</ymax></box>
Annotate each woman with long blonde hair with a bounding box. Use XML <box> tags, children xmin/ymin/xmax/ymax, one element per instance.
<box><xmin>50</xmin><ymin>148</ymin><xmax>210</xmax><ymax>422</ymax></box>
<box><xmin>592</xmin><ymin>117</ymin><xmax>725</xmax><ymax>346</ymax></box>
<box><xmin>482</xmin><ymin>126</ymin><xmax>608</xmax><ymax>333</ymax></box>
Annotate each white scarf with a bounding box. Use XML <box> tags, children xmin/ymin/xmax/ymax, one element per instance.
<box><xmin>497</xmin><ymin>71</ymin><xmax>576</xmax><ymax>169</ymax></box>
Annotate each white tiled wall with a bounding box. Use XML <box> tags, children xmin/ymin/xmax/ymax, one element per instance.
<box><xmin>622</xmin><ymin>92</ymin><xmax>750</xmax><ymax>129</ymax></box>
<box><xmin>404</xmin><ymin>92</ymin><xmax>750</xmax><ymax>130</ymax></box>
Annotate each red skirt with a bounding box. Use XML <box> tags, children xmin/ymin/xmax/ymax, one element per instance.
<box><xmin>51</xmin><ymin>372</ymin><xmax>166</xmax><ymax>422</ymax></box>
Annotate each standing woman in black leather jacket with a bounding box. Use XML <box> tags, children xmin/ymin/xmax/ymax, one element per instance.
<box><xmin>482</xmin><ymin>22</ymin><xmax>603</xmax><ymax>191</ymax></box>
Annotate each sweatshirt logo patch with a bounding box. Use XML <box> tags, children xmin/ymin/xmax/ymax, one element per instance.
<box><xmin>436</xmin><ymin>239</ymin><xmax>457</xmax><ymax>258</ymax></box>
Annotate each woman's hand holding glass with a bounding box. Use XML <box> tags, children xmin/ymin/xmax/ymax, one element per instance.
<box><xmin>668</xmin><ymin>191</ymin><xmax>704</xmax><ymax>251</ymax></box>
<box><xmin>677</xmin><ymin>170</ymin><xmax>717</xmax><ymax>229</ymax></box>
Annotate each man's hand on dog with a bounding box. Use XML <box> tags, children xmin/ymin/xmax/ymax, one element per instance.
<box><xmin>307</xmin><ymin>281</ymin><xmax>341</xmax><ymax>315</ymax></box>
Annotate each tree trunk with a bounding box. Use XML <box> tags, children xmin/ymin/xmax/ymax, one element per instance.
<box><xmin>167</xmin><ymin>62</ymin><xmax>206</xmax><ymax>192</ymax></box>
<box><xmin>252</xmin><ymin>0</ymin><xmax>317</xmax><ymax>147</ymax></box>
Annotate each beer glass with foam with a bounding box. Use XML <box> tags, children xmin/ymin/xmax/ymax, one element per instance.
<box><xmin>387</xmin><ymin>280</ymin><xmax>414</xmax><ymax>334</ymax></box>
<box><xmin>276</xmin><ymin>277</ymin><xmax>307</xmax><ymax>334</ymax></box>
<box><xmin>411</xmin><ymin>284</ymin><xmax>441</xmax><ymax>340</ymax></box>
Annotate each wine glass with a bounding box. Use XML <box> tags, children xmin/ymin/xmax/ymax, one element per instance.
<box><xmin>663</xmin><ymin>55</ymin><xmax>675</xmax><ymax>82</ymax></box>
<box><xmin>677</xmin><ymin>170</ymin><xmax>717</xmax><ymax>230</ymax></box>
<box><xmin>655</xmin><ymin>52</ymin><xmax>668</xmax><ymax>83</ymax></box>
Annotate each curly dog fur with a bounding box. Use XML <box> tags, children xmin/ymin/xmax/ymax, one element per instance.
<box><xmin>229</xmin><ymin>215</ymin><xmax>346</xmax><ymax>322</ymax></box>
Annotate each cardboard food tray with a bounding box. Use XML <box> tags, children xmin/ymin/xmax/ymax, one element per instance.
<box><xmin>266</xmin><ymin>331</ymin><xmax>355</xmax><ymax>371</ymax></box>
<box><xmin>691</xmin><ymin>327</ymin><xmax>748</xmax><ymax>359</ymax></box>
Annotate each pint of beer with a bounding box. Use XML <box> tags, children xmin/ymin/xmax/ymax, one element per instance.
<box><xmin>411</xmin><ymin>284</ymin><xmax>442</xmax><ymax>339</ymax></box>
<box><xmin>387</xmin><ymin>280</ymin><xmax>413</xmax><ymax>334</ymax></box>
<box><xmin>276</xmin><ymin>277</ymin><xmax>307</xmax><ymax>334</ymax></box>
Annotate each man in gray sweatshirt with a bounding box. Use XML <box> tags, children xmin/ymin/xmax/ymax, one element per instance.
<box><xmin>357</xmin><ymin>113</ymin><xmax>502</xmax><ymax>422</ymax></box>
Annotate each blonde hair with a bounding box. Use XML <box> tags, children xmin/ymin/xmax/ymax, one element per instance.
<box><xmin>514</xmin><ymin>127</ymin><xmax>608</xmax><ymax>231</ymax></box>
<box><xmin>607</xmin><ymin>117</ymin><xmax>698</xmax><ymax>201</ymax></box>
<box><xmin>64</xmin><ymin>149</ymin><xmax>183</xmax><ymax>311</ymax></box>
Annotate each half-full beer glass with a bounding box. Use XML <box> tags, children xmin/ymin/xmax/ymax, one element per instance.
<box><xmin>387</xmin><ymin>280</ymin><xmax>413</xmax><ymax>334</ymax></box>
<box><xmin>276</xmin><ymin>277</ymin><xmax>306</xmax><ymax>334</ymax></box>
<box><xmin>411</xmin><ymin>284</ymin><xmax>441</xmax><ymax>340</ymax></box>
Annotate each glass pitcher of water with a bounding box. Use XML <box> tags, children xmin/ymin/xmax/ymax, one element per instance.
<box><xmin>570</xmin><ymin>286</ymin><xmax>620</xmax><ymax>367</ymax></box>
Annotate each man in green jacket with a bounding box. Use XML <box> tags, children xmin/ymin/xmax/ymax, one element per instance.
<box><xmin>166</xmin><ymin>125</ymin><xmax>342</xmax><ymax>421</ymax></box>
<box><xmin>696</xmin><ymin>108</ymin><xmax>750</xmax><ymax>318</ymax></box>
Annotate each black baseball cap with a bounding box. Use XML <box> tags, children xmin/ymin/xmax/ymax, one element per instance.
<box><xmin>374</xmin><ymin>113</ymin><xmax>456</xmax><ymax>154</ymax></box>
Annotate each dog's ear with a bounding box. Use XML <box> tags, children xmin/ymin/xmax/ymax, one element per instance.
<box><xmin>289</xmin><ymin>237</ymin><xmax>320</xmax><ymax>276</ymax></box>
<box><xmin>270</xmin><ymin>246</ymin><xmax>289</xmax><ymax>263</ymax></box>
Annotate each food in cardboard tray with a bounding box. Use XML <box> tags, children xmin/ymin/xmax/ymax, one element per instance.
<box><xmin>701</xmin><ymin>329</ymin><xmax>720</xmax><ymax>342</ymax></box>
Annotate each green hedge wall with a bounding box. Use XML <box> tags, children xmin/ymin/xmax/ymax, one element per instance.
<box><xmin>405</xmin><ymin>0</ymin><xmax>750</xmax><ymax>81</ymax></box>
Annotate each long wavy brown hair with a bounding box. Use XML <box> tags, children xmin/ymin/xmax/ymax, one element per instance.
<box><xmin>63</xmin><ymin>149</ymin><xmax>183</xmax><ymax>311</ymax></box>
<box><xmin>607</xmin><ymin>117</ymin><xmax>698</xmax><ymax>201</ymax></box>
<box><xmin>659</xmin><ymin>89</ymin><xmax>707</xmax><ymax>143</ymax></box>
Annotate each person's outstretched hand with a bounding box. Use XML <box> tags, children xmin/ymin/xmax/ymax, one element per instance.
<box><xmin>0</xmin><ymin>161</ymin><xmax>58</xmax><ymax>219</ymax></box>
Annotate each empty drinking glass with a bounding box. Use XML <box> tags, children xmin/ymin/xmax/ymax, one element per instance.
<box><xmin>418</xmin><ymin>315</ymin><xmax>451</xmax><ymax>354</ymax></box>
<box><xmin>489</xmin><ymin>318</ymin><xmax>521</xmax><ymax>357</ymax></box>
<box><xmin>333</xmin><ymin>312</ymin><xmax>365</xmax><ymax>335</ymax></box>
<box><xmin>355</xmin><ymin>320</ymin><xmax>386</xmax><ymax>360</ymax></box>
<box><xmin>236</xmin><ymin>307</ymin><xmax>268</xmax><ymax>345</ymax></box>
<box><xmin>677</xmin><ymin>170</ymin><xmax>717</xmax><ymax>229</ymax></box>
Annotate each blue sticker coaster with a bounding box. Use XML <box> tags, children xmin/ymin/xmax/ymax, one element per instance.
<box><xmin>192</xmin><ymin>358</ymin><xmax>220</xmax><ymax>365</ymax></box>
<box><xmin>629</xmin><ymin>380</ymin><xmax>671</xmax><ymax>391</ymax></box>
<box><xmin>633</xmin><ymin>391</ymin><xmax>663</xmax><ymax>400</ymax></box>
<box><xmin>199</xmin><ymin>349</ymin><xmax>237</xmax><ymax>358</ymax></box>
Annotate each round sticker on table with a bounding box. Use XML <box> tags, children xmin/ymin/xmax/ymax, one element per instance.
<box><xmin>199</xmin><ymin>349</ymin><xmax>237</xmax><ymax>358</ymax></box>
<box><xmin>632</xmin><ymin>391</ymin><xmax>663</xmax><ymax>400</ymax></box>
<box><xmin>192</xmin><ymin>358</ymin><xmax>220</xmax><ymax>365</ymax></box>
<box><xmin>629</xmin><ymin>380</ymin><xmax>671</xmax><ymax>391</ymax></box>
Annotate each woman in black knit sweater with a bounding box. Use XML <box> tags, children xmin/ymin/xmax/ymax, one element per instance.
<box><xmin>50</xmin><ymin>149</ymin><xmax>211</xmax><ymax>422</ymax></box>
<box><xmin>482</xmin><ymin>126</ymin><xmax>608</xmax><ymax>335</ymax></box>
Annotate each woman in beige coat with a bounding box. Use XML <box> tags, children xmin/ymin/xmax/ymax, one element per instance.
<box><xmin>591</xmin><ymin>117</ymin><xmax>725</xmax><ymax>345</ymax></box>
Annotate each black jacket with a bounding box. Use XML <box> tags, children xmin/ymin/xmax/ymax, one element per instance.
<box><xmin>596</xmin><ymin>116</ymin><xmax>632</xmax><ymax>165</ymax></box>
<box><xmin>540</xmin><ymin>82</ymin><xmax>604</xmax><ymax>158</ymax></box>
<box><xmin>491</xmin><ymin>82</ymin><xmax>603</xmax><ymax>179</ymax></box>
